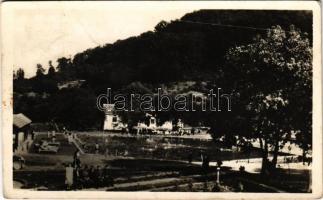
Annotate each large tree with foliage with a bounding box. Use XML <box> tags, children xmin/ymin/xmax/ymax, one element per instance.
<box><xmin>225</xmin><ymin>25</ymin><xmax>312</xmax><ymax>172</ymax></box>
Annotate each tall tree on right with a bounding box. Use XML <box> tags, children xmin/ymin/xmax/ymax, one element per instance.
<box><xmin>225</xmin><ymin>25</ymin><xmax>312</xmax><ymax>173</ymax></box>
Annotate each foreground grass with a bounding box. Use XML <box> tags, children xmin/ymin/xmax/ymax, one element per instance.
<box><xmin>14</xmin><ymin>132</ymin><xmax>309</xmax><ymax>192</ymax></box>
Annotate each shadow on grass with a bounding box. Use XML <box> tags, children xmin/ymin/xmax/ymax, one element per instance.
<box><xmin>104</xmin><ymin>158</ymin><xmax>231</xmax><ymax>176</ymax></box>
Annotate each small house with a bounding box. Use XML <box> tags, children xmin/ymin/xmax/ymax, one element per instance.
<box><xmin>13</xmin><ymin>113</ymin><xmax>33</xmax><ymax>153</ymax></box>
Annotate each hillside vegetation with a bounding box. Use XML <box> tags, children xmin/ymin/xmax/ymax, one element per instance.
<box><xmin>13</xmin><ymin>10</ymin><xmax>312</xmax><ymax>131</ymax></box>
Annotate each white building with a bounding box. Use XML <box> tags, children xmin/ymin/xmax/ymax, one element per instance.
<box><xmin>134</xmin><ymin>114</ymin><xmax>174</xmax><ymax>134</ymax></box>
<box><xmin>159</xmin><ymin>121</ymin><xmax>173</xmax><ymax>131</ymax></box>
<box><xmin>134</xmin><ymin>114</ymin><xmax>157</xmax><ymax>134</ymax></box>
<box><xmin>147</xmin><ymin>114</ymin><xmax>157</xmax><ymax>129</ymax></box>
<box><xmin>103</xmin><ymin>104</ymin><xmax>127</xmax><ymax>131</ymax></box>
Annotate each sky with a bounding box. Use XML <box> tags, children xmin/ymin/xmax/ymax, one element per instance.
<box><xmin>10</xmin><ymin>3</ymin><xmax>197</xmax><ymax>78</ymax></box>
<box><xmin>5</xmin><ymin>1</ymin><xmax>319</xmax><ymax>78</ymax></box>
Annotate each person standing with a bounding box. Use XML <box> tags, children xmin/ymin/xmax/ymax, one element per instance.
<box><xmin>202</xmin><ymin>154</ymin><xmax>209</xmax><ymax>175</ymax></box>
<box><xmin>200</xmin><ymin>151</ymin><xmax>204</xmax><ymax>164</ymax></box>
<box><xmin>31</xmin><ymin>130</ymin><xmax>35</xmax><ymax>140</ymax></box>
<box><xmin>82</xmin><ymin>165</ymin><xmax>90</xmax><ymax>188</ymax></box>
<box><xmin>88</xmin><ymin>165</ymin><xmax>95</xmax><ymax>186</ymax></box>
<box><xmin>68</xmin><ymin>132</ymin><xmax>72</xmax><ymax>144</ymax></box>
<box><xmin>105</xmin><ymin>148</ymin><xmax>109</xmax><ymax>158</ymax></box>
<box><xmin>95</xmin><ymin>142</ymin><xmax>100</xmax><ymax>154</ymax></box>
<box><xmin>73</xmin><ymin>150</ymin><xmax>81</xmax><ymax>169</ymax></box>
<box><xmin>65</xmin><ymin>163</ymin><xmax>74</xmax><ymax>190</ymax></box>
<box><xmin>93</xmin><ymin>165</ymin><xmax>101</xmax><ymax>188</ymax></box>
<box><xmin>238</xmin><ymin>181</ymin><xmax>244</xmax><ymax>192</ymax></box>
<box><xmin>73</xmin><ymin>165</ymin><xmax>80</xmax><ymax>189</ymax></box>
<box><xmin>74</xmin><ymin>150</ymin><xmax>80</xmax><ymax>160</ymax></box>
<box><xmin>63</xmin><ymin>127</ymin><xmax>67</xmax><ymax>135</ymax></box>
<box><xmin>52</xmin><ymin>130</ymin><xmax>56</xmax><ymax>137</ymax></box>
<box><xmin>103</xmin><ymin>165</ymin><xmax>112</xmax><ymax>186</ymax></box>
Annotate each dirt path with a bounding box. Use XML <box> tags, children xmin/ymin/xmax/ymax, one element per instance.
<box><xmin>192</xmin><ymin>156</ymin><xmax>311</xmax><ymax>174</ymax></box>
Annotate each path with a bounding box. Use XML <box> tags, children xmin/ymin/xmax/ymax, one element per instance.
<box><xmin>192</xmin><ymin>156</ymin><xmax>311</xmax><ymax>174</ymax></box>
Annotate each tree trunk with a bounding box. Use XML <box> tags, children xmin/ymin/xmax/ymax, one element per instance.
<box><xmin>259</xmin><ymin>137</ymin><xmax>269</xmax><ymax>174</ymax></box>
<box><xmin>259</xmin><ymin>136</ymin><xmax>263</xmax><ymax>151</ymax></box>
<box><xmin>271</xmin><ymin>133</ymin><xmax>280</xmax><ymax>168</ymax></box>
<box><xmin>302</xmin><ymin>142</ymin><xmax>307</xmax><ymax>165</ymax></box>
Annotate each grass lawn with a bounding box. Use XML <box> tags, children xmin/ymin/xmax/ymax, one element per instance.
<box><xmin>239</xmin><ymin>168</ymin><xmax>311</xmax><ymax>192</ymax></box>
<box><xmin>29</xmin><ymin>133</ymin><xmax>77</xmax><ymax>156</ymax></box>
<box><xmin>14</xmin><ymin>131</ymin><xmax>307</xmax><ymax>192</ymax></box>
<box><xmin>14</xmin><ymin>157</ymin><xmax>310</xmax><ymax>192</ymax></box>
<box><xmin>76</xmin><ymin>133</ymin><xmax>265</xmax><ymax>162</ymax></box>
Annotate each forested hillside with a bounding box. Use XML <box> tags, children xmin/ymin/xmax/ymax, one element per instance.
<box><xmin>13</xmin><ymin>10</ymin><xmax>312</xmax><ymax>130</ymax></box>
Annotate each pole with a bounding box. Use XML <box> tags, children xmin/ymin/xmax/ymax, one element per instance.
<box><xmin>288</xmin><ymin>146</ymin><xmax>291</xmax><ymax>178</ymax></box>
<box><xmin>217</xmin><ymin>167</ymin><xmax>220</xmax><ymax>184</ymax></box>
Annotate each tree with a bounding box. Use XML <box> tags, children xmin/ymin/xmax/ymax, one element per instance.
<box><xmin>225</xmin><ymin>25</ymin><xmax>312</xmax><ymax>173</ymax></box>
<box><xmin>154</xmin><ymin>20</ymin><xmax>169</xmax><ymax>32</ymax></box>
<box><xmin>16</xmin><ymin>68</ymin><xmax>25</xmax><ymax>80</ymax></box>
<box><xmin>56</xmin><ymin>57</ymin><xmax>73</xmax><ymax>73</ymax></box>
<box><xmin>48</xmin><ymin>60</ymin><xmax>56</xmax><ymax>78</ymax></box>
<box><xmin>56</xmin><ymin>57</ymin><xmax>75</xmax><ymax>80</ymax></box>
<box><xmin>49</xmin><ymin>88</ymin><xmax>104</xmax><ymax>130</ymax></box>
<box><xmin>36</xmin><ymin>64</ymin><xmax>45</xmax><ymax>78</ymax></box>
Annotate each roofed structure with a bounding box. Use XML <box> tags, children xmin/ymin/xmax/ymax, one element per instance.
<box><xmin>13</xmin><ymin>113</ymin><xmax>32</xmax><ymax>129</ymax></box>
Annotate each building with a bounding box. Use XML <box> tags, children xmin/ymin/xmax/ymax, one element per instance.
<box><xmin>158</xmin><ymin>121</ymin><xmax>173</xmax><ymax>131</ymax></box>
<box><xmin>176</xmin><ymin>119</ymin><xmax>210</xmax><ymax>135</ymax></box>
<box><xmin>13</xmin><ymin>113</ymin><xmax>33</xmax><ymax>153</ymax></box>
<box><xmin>134</xmin><ymin>114</ymin><xmax>174</xmax><ymax>134</ymax></box>
<box><xmin>103</xmin><ymin>104</ymin><xmax>127</xmax><ymax>131</ymax></box>
<box><xmin>133</xmin><ymin>114</ymin><xmax>157</xmax><ymax>134</ymax></box>
<box><xmin>146</xmin><ymin>113</ymin><xmax>157</xmax><ymax>129</ymax></box>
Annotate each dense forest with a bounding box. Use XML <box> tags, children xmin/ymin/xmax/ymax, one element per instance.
<box><xmin>13</xmin><ymin>10</ymin><xmax>312</xmax><ymax>132</ymax></box>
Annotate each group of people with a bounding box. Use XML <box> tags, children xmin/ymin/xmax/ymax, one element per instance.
<box><xmin>65</xmin><ymin>164</ymin><xmax>114</xmax><ymax>189</ymax></box>
<box><xmin>65</xmin><ymin>150</ymin><xmax>114</xmax><ymax>190</ymax></box>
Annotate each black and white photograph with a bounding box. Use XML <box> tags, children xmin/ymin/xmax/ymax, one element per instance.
<box><xmin>1</xmin><ymin>1</ymin><xmax>322</xmax><ymax>199</ymax></box>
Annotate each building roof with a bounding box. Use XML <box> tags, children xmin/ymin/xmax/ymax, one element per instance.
<box><xmin>13</xmin><ymin>113</ymin><xmax>32</xmax><ymax>128</ymax></box>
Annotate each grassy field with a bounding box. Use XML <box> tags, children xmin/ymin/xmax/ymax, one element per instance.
<box><xmin>76</xmin><ymin>132</ymin><xmax>264</xmax><ymax>162</ymax></box>
<box><xmin>13</xmin><ymin>132</ymin><xmax>309</xmax><ymax>192</ymax></box>
<box><xmin>29</xmin><ymin>133</ymin><xmax>77</xmax><ymax>156</ymax></box>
